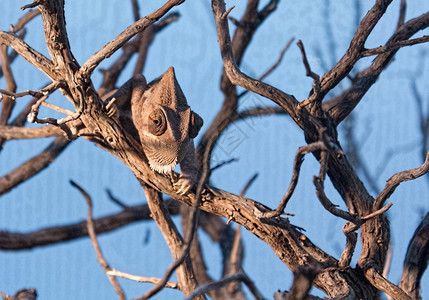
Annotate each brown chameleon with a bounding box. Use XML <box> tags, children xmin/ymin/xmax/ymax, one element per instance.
<box><xmin>104</xmin><ymin>67</ymin><xmax>203</xmax><ymax>194</ymax></box>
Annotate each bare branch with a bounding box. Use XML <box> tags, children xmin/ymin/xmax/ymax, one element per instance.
<box><xmin>0</xmin><ymin>200</ymin><xmax>181</xmax><ymax>250</ymax></box>
<box><xmin>361</xmin><ymin>35</ymin><xmax>429</xmax><ymax>57</ymax></box>
<box><xmin>318</xmin><ymin>0</ymin><xmax>394</xmax><ymax>101</ymax></box>
<box><xmin>338</xmin><ymin>225</ymin><xmax>357</xmax><ymax>268</ymax></box>
<box><xmin>70</xmin><ymin>180</ymin><xmax>126</xmax><ymax>300</ymax></box>
<box><xmin>396</xmin><ymin>0</ymin><xmax>407</xmax><ymax>31</ymax></box>
<box><xmin>185</xmin><ymin>271</ymin><xmax>266</xmax><ymax>300</ymax></box>
<box><xmin>138</xmin><ymin>185</ymin><xmax>202</xmax><ymax>299</ymax></box>
<box><xmin>138</xmin><ymin>134</ymin><xmax>213</xmax><ymax>300</ymax></box>
<box><xmin>0</xmin><ymin>80</ymin><xmax>65</xmax><ymax>101</ymax></box>
<box><xmin>0</xmin><ymin>136</ymin><xmax>70</xmax><ymax>196</ymax></box>
<box><xmin>212</xmin><ymin>0</ymin><xmax>299</xmax><ymax>116</ymax></box>
<box><xmin>313</xmin><ymin>176</ymin><xmax>361</xmax><ymax>224</ymax></box>
<box><xmin>399</xmin><ymin>213</ymin><xmax>429</xmax><ymax>300</ymax></box>
<box><xmin>98</xmin><ymin>12</ymin><xmax>180</xmax><ymax>94</ymax></box>
<box><xmin>238</xmin><ymin>37</ymin><xmax>295</xmax><ymax>99</ymax></box>
<box><xmin>285</xmin><ymin>266</ymin><xmax>321</xmax><ymax>300</ymax></box>
<box><xmin>260</xmin><ymin>140</ymin><xmax>335</xmax><ymax>219</ymax></box>
<box><xmin>296</xmin><ymin>40</ymin><xmax>321</xmax><ymax>108</ymax></box>
<box><xmin>328</xmin><ymin>12</ymin><xmax>429</xmax><ymax>124</ymax></box>
<box><xmin>79</xmin><ymin>0</ymin><xmax>185</xmax><ymax>77</ymax></box>
<box><xmin>107</xmin><ymin>269</ymin><xmax>179</xmax><ymax>290</ymax></box>
<box><xmin>365</xmin><ymin>268</ymin><xmax>412</xmax><ymax>300</ymax></box>
<box><xmin>1</xmin><ymin>288</ymin><xmax>37</xmax><ymax>300</ymax></box>
<box><xmin>0</xmin><ymin>125</ymin><xmax>63</xmax><ymax>140</ymax></box>
<box><xmin>0</xmin><ymin>31</ymin><xmax>57</xmax><ymax>80</ymax></box>
<box><xmin>131</xmin><ymin>0</ymin><xmax>140</xmax><ymax>22</ymax></box>
<box><xmin>21</xmin><ymin>1</ymin><xmax>41</xmax><ymax>11</ymax></box>
<box><xmin>374</xmin><ymin>151</ymin><xmax>429</xmax><ymax>209</ymax></box>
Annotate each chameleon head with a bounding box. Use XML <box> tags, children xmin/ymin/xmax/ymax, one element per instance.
<box><xmin>131</xmin><ymin>67</ymin><xmax>203</xmax><ymax>173</ymax></box>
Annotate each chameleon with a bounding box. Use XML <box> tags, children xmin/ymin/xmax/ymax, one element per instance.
<box><xmin>104</xmin><ymin>67</ymin><xmax>203</xmax><ymax>194</ymax></box>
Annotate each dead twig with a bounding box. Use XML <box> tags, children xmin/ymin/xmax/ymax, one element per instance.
<box><xmin>185</xmin><ymin>271</ymin><xmax>266</xmax><ymax>300</ymax></box>
<box><xmin>0</xmin><ymin>136</ymin><xmax>70</xmax><ymax>196</ymax></box>
<box><xmin>0</xmin><ymin>125</ymin><xmax>63</xmax><ymax>140</ymax></box>
<box><xmin>107</xmin><ymin>269</ymin><xmax>179</xmax><ymax>290</ymax></box>
<box><xmin>79</xmin><ymin>0</ymin><xmax>185</xmax><ymax>77</ymax></box>
<box><xmin>259</xmin><ymin>141</ymin><xmax>329</xmax><ymax>218</ymax></box>
<box><xmin>374</xmin><ymin>151</ymin><xmax>429</xmax><ymax>209</ymax></box>
<box><xmin>70</xmin><ymin>180</ymin><xmax>126</xmax><ymax>300</ymax></box>
<box><xmin>297</xmin><ymin>40</ymin><xmax>321</xmax><ymax>107</ymax></box>
<box><xmin>238</xmin><ymin>37</ymin><xmax>294</xmax><ymax>99</ymax></box>
<box><xmin>361</xmin><ymin>35</ymin><xmax>429</xmax><ymax>57</ymax></box>
<box><xmin>399</xmin><ymin>213</ymin><xmax>429</xmax><ymax>300</ymax></box>
<box><xmin>138</xmin><ymin>134</ymin><xmax>212</xmax><ymax>300</ymax></box>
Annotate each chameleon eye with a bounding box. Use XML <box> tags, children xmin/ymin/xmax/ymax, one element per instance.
<box><xmin>148</xmin><ymin>109</ymin><xmax>167</xmax><ymax>136</ymax></box>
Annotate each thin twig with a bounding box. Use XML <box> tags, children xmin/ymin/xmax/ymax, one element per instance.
<box><xmin>313</xmin><ymin>176</ymin><xmax>361</xmax><ymax>224</ymax></box>
<box><xmin>0</xmin><ymin>80</ymin><xmax>65</xmax><ymax>101</ymax></box>
<box><xmin>240</xmin><ymin>173</ymin><xmax>258</xmax><ymax>197</ymax></box>
<box><xmin>0</xmin><ymin>136</ymin><xmax>70</xmax><ymax>196</ymax></box>
<box><xmin>396</xmin><ymin>0</ymin><xmax>407</xmax><ymax>31</ymax></box>
<box><xmin>185</xmin><ymin>271</ymin><xmax>266</xmax><ymax>300</ymax></box>
<box><xmin>258</xmin><ymin>141</ymin><xmax>328</xmax><ymax>219</ymax></box>
<box><xmin>21</xmin><ymin>1</ymin><xmax>41</xmax><ymax>10</ymax></box>
<box><xmin>361</xmin><ymin>35</ymin><xmax>429</xmax><ymax>57</ymax></box>
<box><xmin>80</xmin><ymin>0</ymin><xmax>185</xmax><ymax>77</ymax></box>
<box><xmin>0</xmin><ymin>200</ymin><xmax>181</xmax><ymax>251</ymax></box>
<box><xmin>374</xmin><ymin>151</ymin><xmax>429</xmax><ymax>209</ymax></box>
<box><xmin>105</xmin><ymin>189</ymin><xmax>128</xmax><ymax>209</ymax></box>
<box><xmin>297</xmin><ymin>40</ymin><xmax>321</xmax><ymax>107</ymax></box>
<box><xmin>131</xmin><ymin>0</ymin><xmax>140</xmax><ymax>22</ymax></box>
<box><xmin>107</xmin><ymin>269</ymin><xmax>179</xmax><ymax>289</ymax></box>
<box><xmin>210</xmin><ymin>158</ymin><xmax>238</xmax><ymax>172</ymax></box>
<box><xmin>70</xmin><ymin>180</ymin><xmax>126</xmax><ymax>300</ymax></box>
<box><xmin>238</xmin><ymin>38</ymin><xmax>294</xmax><ymax>98</ymax></box>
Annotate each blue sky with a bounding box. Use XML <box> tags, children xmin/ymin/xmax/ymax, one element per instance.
<box><xmin>1</xmin><ymin>0</ymin><xmax>428</xmax><ymax>299</ymax></box>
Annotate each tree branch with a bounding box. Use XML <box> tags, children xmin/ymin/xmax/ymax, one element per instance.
<box><xmin>185</xmin><ymin>271</ymin><xmax>266</xmax><ymax>300</ymax></box>
<box><xmin>328</xmin><ymin>12</ymin><xmax>429</xmax><ymax>124</ymax></box>
<box><xmin>399</xmin><ymin>213</ymin><xmax>429</xmax><ymax>300</ymax></box>
<box><xmin>79</xmin><ymin>0</ymin><xmax>185</xmax><ymax>77</ymax></box>
<box><xmin>70</xmin><ymin>180</ymin><xmax>126</xmax><ymax>300</ymax></box>
<box><xmin>317</xmin><ymin>0</ymin><xmax>394</xmax><ymax>102</ymax></box>
<box><xmin>361</xmin><ymin>35</ymin><xmax>429</xmax><ymax>57</ymax></box>
<box><xmin>0</xmin><ymin>136</ymin><xmax>70</xmax><ymax>196</ymax></box>
<box><xmin>0</xmin><ymin>125</ymin><xmax>63</xmax><ymax>140</ymax></box>
<box><xmin>0</xmin><ymin>31</ymin><xmax>57</xmax><ymax>80</ymax></box>
<box><xmin>0</xmin><ymin>199</ymin><xmax>181</xmax><ymax>250</ymax></box>
<box><xmin>211</xmin><ymin>0</ymin><xmax>299</xmax><ymax>118</ymax></box>
<box><xmin>107</xmin><ymin>269</ymin><xmax>179</xmax><ymax>290</ymax></box>
<box><xmin>138</xmin><ymin>185</ymin><xmax>202</xmax><ymax>299</ymax></box>
<box><xmin>365</xmin><ymin>267</ymin><xmax>412</xmax><ymax>300</ymax></box>
<box><xmin>374</xmin><ymin>151</ymin><xmax>429</xmax><ymax>209</ymax></box>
